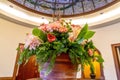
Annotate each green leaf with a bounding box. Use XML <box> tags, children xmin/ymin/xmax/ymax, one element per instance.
<box><xmin>32</xmin><ymin>28</ymin><xmax>46</xmax><ymax>41</ymax></box>
<box><xmin>69</xmin><ymin>52</ymin><xmax>74</xmax><ymax>64</ymax></box>
<box><xmin>45</xmin><ymin>52</ymin><xmax>56</xmax><ymax>75</ymax></box>
<box><xmin>59</xmin><ymin>48</ymin><xmax>68</xmax><ymax>53</ymax></box>
<box><xmin>89</xmin><ymin>62</ymin><xmax>95</xmax><ymax>74</ymax></box>
<box><xmin>89</xmin><ymin>41</ymin><xmax>95</xmax><ymax>49</ymax></box>
<box><xmin>32</xmin><ymin>28</ymin><xmax>41</xmax><ymax>36</ymax></box>
<box><xmin>76</xmin><ymin>23</ymin><xmax>88</xmax><ymax>40</ymax></box>
<box><xmin>76</xmin><ymin>23</ymin><xmax>88</xmax><ymax>44</ymax></box>
<box><xmin>18</xmin><ymin>49</ymin><xmax>28</xmax><ymax>64</ymax></box>
<box><xmin>96</xmin><ymin>55</ymin><xmax>104</xmax><ymax>63</ymax></box>
<box><xmin>77</xmin><ymin>38</ymin><xmax>84</xmax><ymax>44</ymax></box>
<box><xmin>84</xmin><ymin>31</ymin><xmax>95</xmax><ymax>39</ymax></box>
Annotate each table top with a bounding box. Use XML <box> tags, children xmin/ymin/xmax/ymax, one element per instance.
<box><xmin>27</xmin><ymin>78</ymin><xmax>103</xmax><ymax>80</ymax></box>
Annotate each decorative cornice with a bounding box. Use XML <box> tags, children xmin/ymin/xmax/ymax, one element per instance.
<box><xmin>1</xmin><ymin>12</ymin><xmax>120</xmax><ymax>29</ymax></box>
<box><xmin>0</xmin><ymin>13</ymin><xmax>37</xmax><ymax>28</ymax></box>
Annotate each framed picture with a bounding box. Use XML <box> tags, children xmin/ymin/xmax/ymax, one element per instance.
<box><xmin>111</xmin><ymin>43</ymin><xmax>120</xmax><ymax>80</ymax></box>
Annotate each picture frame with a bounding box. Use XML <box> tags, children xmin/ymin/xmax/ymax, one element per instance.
<box><xmin>111</xmin><ymin>43</ymin><xmax>120</xmax><ymax>80</ymax></box>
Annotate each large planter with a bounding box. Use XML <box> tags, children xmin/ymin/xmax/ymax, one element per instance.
<box><xmin>40</xmin><ymin>53</ymin><xmax>78</xmax><ymax>79</ymax></box>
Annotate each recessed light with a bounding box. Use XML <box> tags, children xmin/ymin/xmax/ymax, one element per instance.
<box><xmin>9</xmin><ymin>5</ymin><xmax>13</xmax><ymax>8</ymax></box>
<box><xmin>42</xmin><ymin>17</ymin><xmax>44</xmax><ymax>19</ymax></box>
<box><xmin>100</xmin><ymin>12</ymin><xmax>104</xmax><ymax>14</ymax></box>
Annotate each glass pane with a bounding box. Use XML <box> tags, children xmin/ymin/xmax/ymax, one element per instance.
<box><xmin>83</xmin><ymin>0</ymin><xmax>94</xmax><ymax>12</ymax></box>
<box><xmin>74</xmin><ymin>2</ymin><xmax>83</xmax><ymax>14</ymax></box>
<box><xmin>25</xmin><ymin>1</ymin><xmax>35</xmax><ymax>9</ymax></box>
<box><xmin>64</xmin><ymin>4</ymin><xmax>73</xmax><ymax>15</ymax></box>
<box><xmin>94</xmin><ymin>0</ymin><xmax>106</xmax><ymax>9</ymax></box>
<box><xmin>15</xmin><ymin>0</ymin><xmax>24</xmax><ymax>4</ymax></box>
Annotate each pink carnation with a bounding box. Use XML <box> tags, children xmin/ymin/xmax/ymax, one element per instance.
<box><xmin>69</xmin><ymin>25</ymin><xmax>81</xmax><ymax>42</ymax></box>
<box><xmin>39</xmin><ymin>21</ymin><xmax>68</xmax><ymax>33</ymax></box>
<box><xmin>39</xmin><ymin>24</ymin><xmax>48</xmax><ymax>32</ymax></box>
<box><xmin>58</xmin><ymin>27</ymin><xmax>68</xmax><ymax>33</ymax></box>
<box><xmin>48</xmin><ymin>21</ymin><xmax>62</xmax><ymax>31</ymax></box>
<box><xmin>24</xmin><ymin>33</ymin><xmax>40</xmax><ymax>50</ymax></box>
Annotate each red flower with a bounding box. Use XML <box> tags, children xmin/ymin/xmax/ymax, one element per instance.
<box><xmin>47</xmin><ymin>34</ymin><xmax>56</xmax><ymax>42</ymax></box>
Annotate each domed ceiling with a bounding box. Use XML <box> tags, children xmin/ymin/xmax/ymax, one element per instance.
<box><xmin>9</xmin><ymin>0</ymin><xmax>118</xmax><ymax>18</ymax></box>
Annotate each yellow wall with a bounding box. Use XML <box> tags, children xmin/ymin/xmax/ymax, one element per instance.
<box><xmin>0</xmin><ymin>18</ymin><xmax>32</xmax><ymax>77</ymax></box>
<box><xmin>92</xmin><ymin>22</ymin><xmax>120</xmax><ymax>80</ymax></box>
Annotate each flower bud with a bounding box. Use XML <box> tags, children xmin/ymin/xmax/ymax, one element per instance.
<box><xmin>88</xmin><ymin>49</ymin><xmax>93</xmax><ymax>56</ymax></box>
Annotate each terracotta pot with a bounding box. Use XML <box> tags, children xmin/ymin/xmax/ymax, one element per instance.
<box><xmin>40</xmin><ymin>53</ymin><xmax>78</xmax><ymax>79</ymax></box>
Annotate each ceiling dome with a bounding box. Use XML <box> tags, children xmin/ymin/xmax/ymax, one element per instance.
<box><xmin>8</xmin><ymin>0</ymin><xmax>119</xmax><ymax>18</ymax></box>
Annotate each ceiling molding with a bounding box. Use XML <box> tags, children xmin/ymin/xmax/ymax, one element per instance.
<box><xmin>0</xmin><ymin>13</ymin><xmax>38</xmax><ymax>28</ymax></box>
<box><xmin>0</xmin><ymin>12</ymin><xmax>120</xmax><ymax>30</ymax></box>
<box><xmin>89</xmin><ymin>17</ymin><xmax>120</xmax><ymax>29</ymax></box>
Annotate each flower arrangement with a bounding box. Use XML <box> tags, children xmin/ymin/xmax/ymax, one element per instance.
<box><xmin>18</xmin><ymin>19</ymin><xmax>104</xmax><ymax>75</ymax></box>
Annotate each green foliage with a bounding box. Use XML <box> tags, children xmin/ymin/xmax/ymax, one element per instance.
<box><xmin>96</xmin><ymin>55</ymin><xmax>104</xmax><ymax>63</ymax></box>
<box><xmin>90</xmin><ymin>62</ymin><xmax>95</xmax><ymax>74</ymax></box>
<box><xmin>76</xmin><ymin>23</ymin><xmax>88</xmax><ymax>43</ymax></box>
<box><xmin>32</xmin><ymin>28</ymin><xmax>47</xmax><ymax>41</ymax></box>
<box><xmin>17</xmin><ymin>22</ymin><xmax>104</xmax><ymax>75</ymax></box>
<box><xmin>76</xmin><ymin>23</ymin><xmax>95</xmax><ymax>44</ymax></box>
<box><xmin>84</xmin><ymin>31</ymin><xmax>95</xmax><ymax>39</ymax></box>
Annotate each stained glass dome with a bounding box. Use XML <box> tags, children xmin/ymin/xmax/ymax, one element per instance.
<box><xmin>9</xmin><ymin>0</ymin><xmax>119</xmax><ymax>17</ymax></box>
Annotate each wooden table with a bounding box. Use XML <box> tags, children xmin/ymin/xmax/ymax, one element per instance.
<box><xmin>27</xmin><ymin>78</ymin><xmax>103</xmax><ymax>80</ymax></box>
